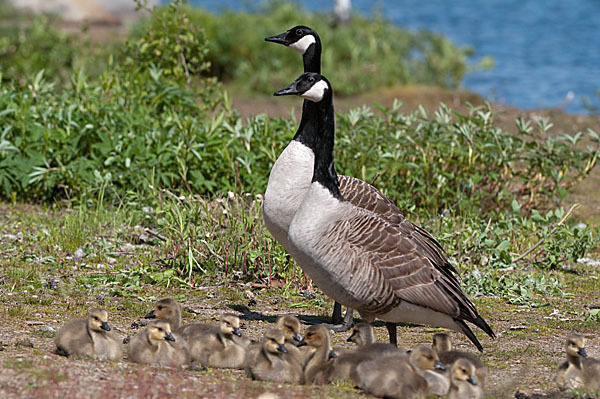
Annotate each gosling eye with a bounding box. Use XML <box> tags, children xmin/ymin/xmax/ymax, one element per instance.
<box><xmin>157</xmin><ymin>327</ymin><xmax>163</xmax><ymax>332</ymax></box>
<box><xmin>157</xmin><ymin>306</ymin><xmax>163</xmax><ymax>310</ymax></box>
<box><xmin>94</xmin><ymin>316</ymin><xmax>99</xmax><ymax>321</ymax></box>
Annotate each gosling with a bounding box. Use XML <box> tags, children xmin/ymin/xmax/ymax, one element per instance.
<box><xmin>145</xmin><ymin>298</ymin><xmax>182</xmax><ymax>330</ymax></box>
<box><xmin>432</xmin><ymin>332</ymin><xmax>488</xmax><ymax>387</ymax></box>
<box><xmin>448</xmin><ymin>358</ymin><xmax>483</xmax><ymax>399</ymax></box>
<box><xmin>178</xmin><ymin>314</ymin><xmax>247</xmax><ymax>369</ymax></box>
<box><xmin>276</xmin><ymin>315</ymin><xmax>309</xmax><ymax>364</ymax></box>
<box><xmin>555</xmin><ymin>333</ymin><xmax>600</xmax><ymax>392</ymax></box>
<box><xmin>128</xmin><ymin>320</ymin><xmax>189</xmax><ymax>367</ymax></box>
<box><xmin>245</xmin><ymin>328</ymin><xmax>303</xmax><ymax>384</ymax></box>
<box><xmin>55</xmin><ymin>308</ymin><xmax>122</xmax><ymax>360</ymax></box>
<box><xmin>353</xmin><ymin>346</ymin><xmax>446</xmax><ymax>398</ymax></box>
<box><xmin>300</xmin><ymin>324</ymin><xmax>335</xmax><ymax>385</ymax></box>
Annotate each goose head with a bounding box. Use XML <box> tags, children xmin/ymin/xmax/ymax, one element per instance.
<box><xmin>265</xmin><ymin>25</ymin><xmax>320</xmax><ymax>56</ymax></box>
<box><xmin>274</xmin><ymin>72</ymin><xmax>331</xmax><ymax>103</ymax></box>
<box><xmin>88</xmin><ymin>308</ymin><xmax>111</xmax><ymax>332</ymax></box>
<box><xmin>220</xmin><ymin>314</ymin><xmax>242</xmax><ymax>338</ymax></box>
<box><xmin>410</xmin><ymin>345</ymin><xmax>446</xmax><ymax>372</ymax></box>
<box><xmin>432</xmin><ymin>332</ymin><xmax>453</xmax><ymax>353</ymax></box>
<box><xmin>276</xmin><ymin>315</ymin><xmax>304</xmax><ymax>344</ymax></box>
<box><xmin>347</xmin><ymin>322</ymin><xmax>375</xmax><ymax>346</ymax></box>
<box><xmin>145</xmin><ymin>298</ymin><xmax>181</xmax><ymax>328</ymax></box>
<box><xmin>451</xmin><ymin>358</ymin><xmax>478</xmax><ymax>386</ymax></box>
<box><xmin>565</xmin><ymin>334</ymin><xmax>587</xmax><ymax>359</ymax></box>
<box><xmin>263</xmin><ymin>328</ymin><xmax>288</xmax><ymax>354</ymax></box>
<box><xmin>148</xmin><ymin>320</ymin><xmax>176</xmax><ymax>343</ymax></box>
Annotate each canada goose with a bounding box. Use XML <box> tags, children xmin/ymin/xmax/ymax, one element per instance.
<box><xmin>432</xmin><ymin>332</ymin><xmax>488</xmax><ymax>387</ymax></box>
<box><xmin>245</xmin><ymin>328</ymin><xmax>303</xmax><ymax>384</ymax></box>
<box><xmin>353</xmin><ymin>346</ymin><xmax>445</xmax><ymax>399</ymax></box>
<box><xmin>448</xmin><ymin>358</ymin><xmax>484</xmax><ymax>399</ymax></box>
<box><xmin>273</xmin><ymin>72</ymin><xmax>495</xmax><ymax>351</ymax></box>
<box><xmin>128</xmin><ymin>320</ymin><xmax>189</xmax><ymax>367</ymax></box>
<box><xmin>55</xmin><ymin>308</ymin><xmax>122</xmax><ymax>360</ymax></box>
<box><xmin>145</xmin><ymin>298</ymin><xmax>182</xmax><ymax>330</ymax></box>
<box><xmin>555</xmin><ymin>334</ymin><xmax>600</xmax><ymax>391</ymax></box>
<box><xmin>178</xmin><ymin>314</ymin><xmax>247</xmax><ymax>369</ymax></box>
<box><xmin>299</xmin><ymin>324</ymin><xmax>335</xmax><ymax>384</ymax></box>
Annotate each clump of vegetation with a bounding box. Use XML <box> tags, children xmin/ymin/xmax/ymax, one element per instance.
<box><xmin>160</xmin><ymin>1</ymin><xmax>475</xmax><ymax>95</ymax></box>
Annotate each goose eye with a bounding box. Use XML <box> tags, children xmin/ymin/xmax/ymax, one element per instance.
<box><xmin>296</xmin><ymin>29</ymin><xmax>302</xmax><ymax>36</ymax></box>
<box><xmin>308</xmin><ymin>77</ymin><xmax>315</xmax><ymax>83</ymax></box>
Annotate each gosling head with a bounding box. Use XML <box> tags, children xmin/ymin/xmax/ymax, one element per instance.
<box><xmin>451</xmin><ymin>358</ymin><xmax>478</xmax><ymax>386</ymax></box>
<box><xmin>276</xmin><ymin>315</ymin><xmax>303</xmax><ymax>344</ymax></box>
<box><xmin>148</xmin><ymin>320</ymin><xmax>176</xmax><ymax>343</ymax></box>
<box><xmin>145</xmin><ymin>298</ymin><xmax>180</xmax><ymax>324</ymax></box>
<box><xmin>432</xmin><ymin>332</ymin><xmax>453</xmax><ymax>353</ymax></box>
<box><xmin>299</xmin><ymin>324</ymin><xmax>330</xmax><ymax>350</ymax></box>
<box><xmin>565</xmin><ymin>334</ymin><xmax>587</xmax><ymax>359</ymax></box>
<box><xmin>88</xmin><ymin>308</ymin><xmax>111</xmax><ymax>332</ymax></box>
<box><xmin>347</xmin><ymin>322</ymin><xmax>373</xmax><ymax>346</ymax></box>
<box><xmin>274</xmin><ymin>72</ymin><xmax>331</xmax><ymax>104</ymax></box>
<box><xmin>410</xmin><ymin>345</ymin><xmax>446</xmax><ymax>372</ymax></box>
<box><xmin>265</xmin><ymin>25</ymin><xmax>319</xmax><ymax>56</ymax></box>
<box><xmin>220</xmin><ymin>314</ymin><xmax>242</xmax><ymax>338</ymax></box>
<box><xmin>263</xmin><ymin>328</ymin><xmax>288</xmax><ymax>354</ymax></box>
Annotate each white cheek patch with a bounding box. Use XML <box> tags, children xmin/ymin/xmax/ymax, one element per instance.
<box><xmin>288</xmin><ymin>35</ymin><xmax>316</xmax><ymax>54</ymax></box>
<box><xmin>301</xmin><ymin>80</ymin><xmax>329</xmax><ymax>102</ymax></box>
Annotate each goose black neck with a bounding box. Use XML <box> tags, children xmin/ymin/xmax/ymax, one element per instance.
<box><xmin>292</xmin><ymin>92</ymin><xmax>343</xmax><ymax>200</ymax></box>
<box><xmin>303</xmin><ymin>37</ymin><xmax>321</xmax><ymax>74</ymax></box>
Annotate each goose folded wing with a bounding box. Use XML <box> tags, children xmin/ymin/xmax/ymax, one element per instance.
<box><xmin>344</xmin><ymin>212</ymin><xmax>471</xmax><ymax>318</ymax></box>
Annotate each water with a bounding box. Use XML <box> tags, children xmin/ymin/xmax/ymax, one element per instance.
<box><xmin>189</xmin><ymin>0</ymin><xmax>600</xmax><ymax>114</ymax></box>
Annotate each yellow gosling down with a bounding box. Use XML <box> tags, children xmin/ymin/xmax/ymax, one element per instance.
<box><xmin>55</xmin><ymin>308</ymin><xmax>122</xmax><ymax>361</ymax></box>
<box><xmin>245</xmin><ymin>328</ymin><xmax>303</xmax><ymax>384</ymax></box>
<box><xmin>555</xmin><ymin>334</ymin><xmax>600</xmax><ymax>392</ymax></box>
<box><xmin>128</xmin><ymin>320</ymin><xmax>189</xmax><ymax>367</ymax></box>
<box><xmin>448</xmin><ymin>358</ymin><xmax>484</xmax><ymax>399</ymax></box>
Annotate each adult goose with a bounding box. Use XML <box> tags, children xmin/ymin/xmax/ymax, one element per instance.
<box><xmin>264</xmin><ymin>26</ymin><xmax>464</xmax><ymax>344</ymax></box>
<box><xmin>273</xmin><ymin>72</ymin><xmax>494</xmax><ymax>351</ymax></box>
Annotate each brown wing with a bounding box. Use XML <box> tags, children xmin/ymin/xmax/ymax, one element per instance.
<box><xmin>343</xmin><ymin>210</ymin><xmax>480</xmax><ymax>323</ymax></box>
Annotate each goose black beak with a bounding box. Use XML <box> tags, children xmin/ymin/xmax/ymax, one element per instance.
<box><xmin>274</xmin><ymin>81</ymin><xmax>299</xmax><ymax>96</ymax></box>
<box><xmin>165</xmin><ymin>332</ymin><xmax>176</xmax><ymax>342</ymax></box>
<box><xmin>467</xmin><ymin>375</ymin><xmax>478</xmax><ymax>386</ymax></box>
<box><xmin>233</xmin><ymin>327</ymin><xmax>242</xmax><ymax>337</ymax></box>
<box><xmin>434</xmin><ymin>361</ymin><xmax>446</xmax><ymax>371</ymax></box>
<box><xmin>578</xmin><ymin>347</ymin><xmax>588</xmax><ymax>357</ymax></box>
<box><xmin>277</xmin><ymin>343</ymin><xmax>288</xmax><ymax>353</ymax></box>
<box><xmin>144</xmin><ymin>310</ymin><xmax>156</xmax><ymax>319</ymax></box>
<box><xmin>293</xmin><ymin>333</ymin><xmax>303</xmax><ymax>343</ymax></box>
<box><xmin>100</xmin><ymin>321</ymin><xmax>111</xmax><ymax>331</ymax></box>
<box><xmin>265</xmin><ymin>31</ymin><xmax>289</xmax><ymax>45</ymax></box>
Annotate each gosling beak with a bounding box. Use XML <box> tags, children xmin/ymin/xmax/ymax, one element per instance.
<box><xmin>434</xmin><ymin>361</ymin><xmax>446</xmax><ymax>371</ymax></box>
<box><xmin>100</xmin><ymin>321</ymin><xmax>111</xmax><ymax>331</ymax></box>
<box><xmin>264</xmin><ymin>31</ymin><xmax>288</xmax><ymax>45</ymax></box>
<box><xmin>233</xmin><ymin>327</ymin><xmax>242</xmax><ymax>337</ymax></box>
<box><xmin>165</xmin><ymin>332</ymin><xmax>176</xmax><ymax>342</ymax></box>
<box><xmin>328</xmin><ymin>350</ymin><xmax>337</xmax><ymax>360</ymax></box>
<box><xmin>346</xmin><ymin>331</ymin><xmax>357</xmax><ymax>342</ymax></box>
<box><xmin>467</xmin><ymin>375</ymin><xmax>478</xmax><ymax>386</ymax></box>
<box><xmin>293</xmin><ymin>333</ymin><xmax>303</xmax><ymax>343</ymax></box>
<box><xmin>274</xmin><ymin>81</ymin><xmax>300</xmax><ymax>97</ymax></box>
<box><xmin>277</xmin><ymin>343</ymin><xmax>288</xmax><ymax>353</ymax></box>
<box><xmin>578</xmin><ymin>347</ymin><xmax>588</xmax><ymax>358</ymax></box>
<box><xmin>297</xmin><ymin>340</ymin><xmax>307</xmax><ymax>347</ymax></box>
<box><xmin>144</xmin><ymin>310</ymin><xmax>156</xmax><ymax>319</ymax></box>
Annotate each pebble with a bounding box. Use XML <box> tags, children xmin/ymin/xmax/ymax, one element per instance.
<box><xmin>40</xmin><ymin>326</ymin><xmax>55</xmax><ymax>333</ymax></box>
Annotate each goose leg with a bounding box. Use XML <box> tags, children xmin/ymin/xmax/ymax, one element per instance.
<box><xmin>312</xmin><ymin>305</ymin><xmax>354</xmax><ymax>332</ymax></box>
<box><xmin>386</xmin><ymin>322</ymin><xmax>397</xmax><ymax>346</ymax></box>
<box><xmin>331</xmin><ymin>302</ymin><xmax>343</xmax><ymax>324</ymax></box>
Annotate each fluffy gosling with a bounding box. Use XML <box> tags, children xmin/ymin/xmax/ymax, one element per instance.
<box><xmin>245</xmin><ymin>328</ymin><xmax>303</xmax><ymax>384</ymax></box>
<box><xmin>55</xmin><ymin>308</ymin><xmax>122</xmax><ymax>360</ymax></box>
<box><xmin>448</xmin><ymin>358</ymin><xmax>483</xmax><ymax>399</ymax></box>
<box><xmin>432</xmin><ymin>332</ymin><xmax>488</xmax><ymax>387</ymax></box>
<box><xmin>555</xmin><ymin>334</ymin><xmax>600</xmax><ymax>392</ymax></box>
<box><xmin>128</xmin><ymin>320</ymin><xmax>189</xmax><ymax>367</ymax></box>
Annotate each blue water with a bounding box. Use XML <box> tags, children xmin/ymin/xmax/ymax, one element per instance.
<box><xmin>188</xmin><ymin>0</ymin><xmax>600</xmax><ymax>114</ymax></box>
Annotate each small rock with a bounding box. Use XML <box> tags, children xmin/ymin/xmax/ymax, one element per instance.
<box><xmin>116</xmin><ymin>304</ymin><xmax>124</xmax><ymax>311</ymax></box>
<box><xmin>15</xmin><ymin>338</ymin><xmax>34</xmax><ymax>348</ymax></box>
<box><xmin>74</xmin><ymin>247</ymin><xmax>85</xmax><ymax>258</ymax></box>
<box><xmin>40</xmin><ymin>326</ymin><xmax>55</xmax><ymax>333</ymax></box>
<box><xmin>247</xmin><ymin>298</ymin><xmax>257</xmax><ymax>307</ymax></box>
